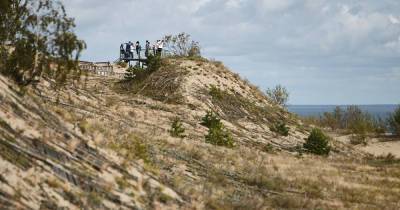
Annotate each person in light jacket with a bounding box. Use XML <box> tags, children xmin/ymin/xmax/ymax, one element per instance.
<box><xmin>129</xmin><ymin>42</ymin><xmax>135</xmax><ymax>59</ymax></box>
<box><xmin>157</xmin><ymin>40</ymin><xmax>163</xmax><ymax>56</ymax></box>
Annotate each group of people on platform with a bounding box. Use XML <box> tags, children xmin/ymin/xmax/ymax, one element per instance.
<box><xmin>120</xmin><ymin>40</ymin><xmax>164</xmax><ymax>60</ymax></box>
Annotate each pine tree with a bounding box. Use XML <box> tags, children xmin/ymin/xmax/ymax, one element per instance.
<box><xmin>304</xmin><ymin>128</ymin><xmax>331</xmax><ymax>155</ymax></box>
<box><xmin>0</xmin><ymin>0</ymin><xmax>85</xmax><ymax>86</ymax></box>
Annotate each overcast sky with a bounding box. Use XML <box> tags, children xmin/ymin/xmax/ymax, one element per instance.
<box><xmin>61</xmin><ymin>0</ymin><xmax>400</xmax><ymax>105</ymax></box>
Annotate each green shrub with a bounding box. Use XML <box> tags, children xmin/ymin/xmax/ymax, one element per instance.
<box><xmin>124</xmin><ymin>55</ymin><xmax>162</xmax><ymax>81</ymax></box>
<box><xmin>124</xmin><ymin>66</ymin><xmax>147</xmax><ymax>81</ymax></box>
<box><xmin>303</xmin><ymin>128</ymin><xmax>331</xmax><ymax>155</ymax></box>
<box><xmin>348</xmin><ymin>119</ymin><xmax>369</xmax><ymax>145</ymax></box>
<box><xmin>132</xmin><ymin>138</ymin><xmax>150</xmax><ymax>163</ymax></box>
<box><xmin>201</xmin><ymin>111</ymin><xmax>221</xmax><ymax>128</ymax></box>
<box><xmin>209</xmin><ymin>85</ymin><xmax>224</xmax><ymax>100</ymax></box>
<box><xmin>205</xmin><ymin>125</ymin><xmax>234</xmax><ymax>148</ymax></box>
<box><xmin>146</xmin><ymin>54</ymin><xmax>163</xmax><ymax>72</ymax></box>
<box><xmin>388</xmin><ymin>106</ymin><xmax>400</xmax><ymax>136</ymax></box>
<box><xmin>169</xmin><ymin>117</ymin><xmax>186</xmax><ymax>138</ymax></box>
<box><xmin>270</xmin><ymin>122</ymin><xmax>289</xmax><ymax>136</ymax></box>
<box><xmin>201</xmin><ymin>111</ymin><xmax>234</xmax><ymax>148</ymax></box>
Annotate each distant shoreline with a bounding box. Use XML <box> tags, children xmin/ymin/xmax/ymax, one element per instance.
<box><xmin>288</xmin><ymin>104</ymin><xmax>397</xmax><ymax>119</ymax></box>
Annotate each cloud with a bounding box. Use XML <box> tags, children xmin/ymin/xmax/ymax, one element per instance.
<box><xmin>61</xmin><ymin>0</ymin><xmax>400</xmax><ymax>104</ymax></box>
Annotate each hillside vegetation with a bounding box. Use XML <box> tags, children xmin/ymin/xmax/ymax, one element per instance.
<box><xmin>1</xmin><ymin>57</ymin><xmax>400</xmax><ymax>209</ymax></box>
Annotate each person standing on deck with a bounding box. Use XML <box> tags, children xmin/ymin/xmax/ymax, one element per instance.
<box><xmin>126</xmin><ymin>42</ymin><xmax>132</xmax><ymax>59</ymax></box>
<box><xmin>135</xmin><ymin>41</ymin><xmax>142</xmax><ymax>59</ymax></box>
<box><xmin>153</xmin><ymin>40</ymin><xmax>159</xmax><ymax>55</ymax></box>
<box><xmin>157</xmin><ymin>40</ymin><xmax>163</xmax><ymax>56</ymax></box>
<box><xmin>145</xmin><ymin>40</ymin><xmax>150</xmax><ymax>57</ymax></box>
<box><xmin>129</xmin><ymin>42</ymin><xmax>135</xmax><ymax>59</ymax></box>
<box><xmin>120</xmin><ymin>43</ymin><xmax>125</xmax><ymax>59</ymax></box>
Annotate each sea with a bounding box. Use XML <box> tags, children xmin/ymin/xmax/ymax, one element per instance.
<box><xmin>288</xmin><ymin>104</ymin><xmax>398</xmax><ymax>119</ymax></box>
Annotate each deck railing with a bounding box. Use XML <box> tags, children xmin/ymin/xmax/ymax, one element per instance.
<box><xmin>119</xmin><ymin>48</ymin><xmax>170</xmax><ymax>62</ymax></box>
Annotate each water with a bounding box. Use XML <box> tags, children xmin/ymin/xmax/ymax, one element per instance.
<box><xmin>288</xmin><ymin>104</ymin><xmax>398</xmax><ymax>119</ymax></box>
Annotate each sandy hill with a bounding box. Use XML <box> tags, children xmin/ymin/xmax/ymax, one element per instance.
<box><xmin>0</xmin><ymin>58</ymin><xmax>400</xmax><ymax>209</ymax></box>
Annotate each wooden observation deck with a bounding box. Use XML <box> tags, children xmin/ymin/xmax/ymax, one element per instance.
<box><xmin>118</xmin><ymin>45</ymin><xmax>170</xmax><ymax>67</ymax></box>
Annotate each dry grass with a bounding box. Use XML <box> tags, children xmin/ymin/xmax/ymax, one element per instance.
<box><xmin>43</xmin><ymin>79</ymin><xmax>400</xmax><ymax>208</ymax></box>
<box><xmin>208</xmin><ymin>85</ymin><xmax>288</xmax><ymax>125</ymax></box>
<box><xmin>2</xmin><ymin>57</ymin><xmax>400</xmax><ymax>209</ymax></box>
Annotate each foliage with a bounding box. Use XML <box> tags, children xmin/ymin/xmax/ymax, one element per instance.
<box><xmin>124</xmin><ymin>66</ymin><xmax>145</xmax><ymax>80</ymax></box>
<box><xmin>124</xmin><ymin>55</ymin><xmax>163</xmax><ymax>81</ymax></box>
<box><xmin>345</xmin><ymin>106</ymin><xmax>375</xmax><ymax>134</ymax></box>
<box><xmin>169</xmin><ymin>117</ymin><xmax>186</xmax><ymax>138</ymax></box>
<box><xmin>209</xmin><ymin>85</ymin><xmax>223</xmax><ymax>100</ymax></box>
<box><xmin>163</xmin><ymin>32</ymin><xmax>201</xmax><ymax>57</ymax></box>
<box><xmin>349</xmin><ymin>134</ymin><xmax>367</xmax><ymax>145</ymax></box>
<box><xmin>146</xmin><ymin>54</ymin><xmax>163</xmax><ymax>72</ymax></box>
<box><xmin>116</xmin><ymin>61</ymin><xmax>127</xmax><ymax>68</ymax></box>
<box><xmin>303</xmin><ymin>128</ymin><xmax>331</xmax><ymax>155</ymax></box>
<box><xmin>78</xmin><ymin>119</ymin><xmax>90</xmax><ymax>134</ymax></box>
<box><xmin>304</xmin><ymin>105</ymin><xmax>385</xmax><ymax>138</ymax></box>
<box><xmin>201</xmin><ymin>111</ymin><xmax>221</xmax><ymax>128</ymax></box>
<box><xmin>270</xmin><ymin>122</ymin><xmax>290</xmax><ymax>136</ymax></box>
<box><xmin>201</xmin><ymin>111</ymin><xmax>234</xmax><ymax>148</ymax></box>
<box><xmin>265</xmin><ymin>85</ymin><xmax>289</xmax><ymax>107</ymax></box>
<box><xmin>207</xmin><ymin>85</ymin><xmax>282</xmax><ymax>124</ymax></box>
<box><xmin>348</xmin><ymin>117</ymin><xmax>370</xmax><ymax>145</ymax></box>
<box><xmin>108</xmin><ymin>134</ymin><xmax>150</xmax><ymax>164</ymax></box>
<box><xmin>0</xmin><ymin>0</ymin><xmax>86</xmax><ymax>86</ymax></box>
<box><xmin>365</xmin><ymin>153</ymin><xmax>400</xmax><ymax>166</ymax></box>
<box><xmin>205</xmin><ymin>124</ymin><xmax>234</xmax><ymax>148</ymax></box>
<box><xmin>388</xmin><ymin>105</ymin><xmax>400</xmax><ymax>136</ymax></box>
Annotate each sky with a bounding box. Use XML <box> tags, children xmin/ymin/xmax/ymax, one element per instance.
<box><xmin>61</xmin><ymin>0</ymin><xmax>400</xmax><ymax>105</ymax></box>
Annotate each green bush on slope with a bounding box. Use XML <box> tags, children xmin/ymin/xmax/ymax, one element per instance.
<box><xmin>270</xmin><ymin>122</ymin><xmax>290</xmax><ymax>136</ymax></box>
<box><xmin>201</xmin><ymin>111</ymin><xmax>234</xmax><ymax>148</ymax></box>
<box><xmin>304</xmin><ymin>128</ymin><xmax>331</xmax><ymax>155</ymax></box>
<box><xmin>169</xmin><ymin>117</ymin><xmax>186</xmax><ymax>138</ymax></box>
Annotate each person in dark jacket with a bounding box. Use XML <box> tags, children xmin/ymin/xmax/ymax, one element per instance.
<box><xmin>135</xmin><ymin>41</ymin><xmax>141</xmax><ymax>59</ymax></box>
<box><xmin>120</xmin><ymin>43</ymin><xmax>126</xmax><ymax>59</ymax></box>
<box><xmin>126</xmin><ymin>42</ymin><xmax>133</xmax><ymax>59</ymax></box>
<box><xmin>145</xmin><ymin>40</ymin><xmax>150</xmax><ymax>57</ymax></box>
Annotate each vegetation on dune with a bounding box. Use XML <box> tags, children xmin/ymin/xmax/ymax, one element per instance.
<box><xmin>388</xmin><ymin>105</ymin><xmax>400</xmax><ymax>136</ymax></box>
<box><xmin>118</xmin><ymin>55</ymin><xmax>186</xmax><ymax>103</ymax></box>
<box><xmin>304</xmin><ymin>128</ymin><xmax>331</xmax><ymax>155</ymax></box>
<box><xmin>108</xmin><ymin>134</ymin><xmax>151</xmax><ymax>164</ymax></box>
<box><xmin>116</xmin><ymin>60</ymin><xmax>127</xmax><ymax>68</ymax></box>
<box><xmin>201</xmin><ymin>111</ymin><xmax>234</xmax><ymax>148</ymax></box>
<box><xmin>1</xmin><ymin>6</ymin><xmax>399</xmax><ymax>206</ymax></box>
<box><xmin>265</xmin><ymin>85</ymin><xmax>289</xmax><ymax>107</ymax></box>
<box><xmin>0</xmin><ymin>0</ymin><xmax>85</xmax><ymax>86</ymax></box>
<box><xmin>169</xmin><ymin>117</ymin><xmax>186</xmax><ymax>138</ymax></box>
<box><xmin>208</xmin><ymin>85</ymin><xmax>288</xmax><ymax>124</ymax></box>
<box><xmin>163</xmin><ymin>32</ymin><xmax>201</xmax><ymax>58</ymax></box>
<box><xmin>302</xmin><ymin>105</ymin><xmax>391</xmax><ymax>144</ymax></box>
<box><xmin>200</xmin><ymin>110</ymin><xmax>221</xmax><ymax>128</ymax></box>
<box><xmin>270</xmin><ymin>122</ymin><xmax>290</xmax><ymax>136</ymax></box>
<box><xmin>124</xmin><ymin>54</ymin><xmax>163</xmax><ymax>81</ymax></box>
